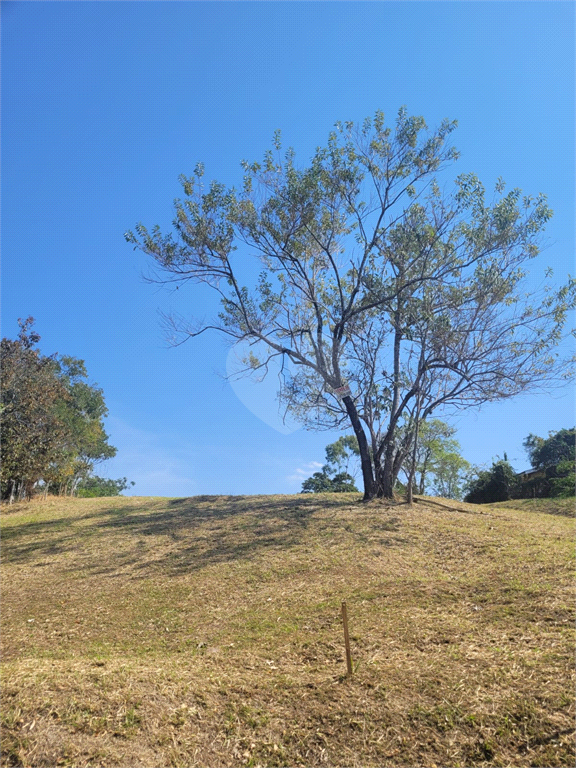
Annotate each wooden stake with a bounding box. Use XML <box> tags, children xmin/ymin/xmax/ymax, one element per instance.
<box><xmin>341</xmin><ymin>601</ymin><xmax>353</xmax><ymax>676</ymax></box>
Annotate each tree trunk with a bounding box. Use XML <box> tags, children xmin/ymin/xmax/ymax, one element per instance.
<box><xmin>342</xmin><ymin>395</ymin><xmax>376</xmax><ymax>501</ymax></box>
<box><xmin>407</xmin><ymin>413</ymin><xmax>421</xmax><ymax>506</ymax></box>
<box><xmin>406</xmin><ymin>449</ymin><xmax>417</xmax><ymax>505</ymax></box>
<box><xmin>418</xmin><ymin>473</ymin><xmax>426</xmax><ymax>495</ymax></box>
<box><xmin>378</xmin><ymin>442</ymin><xmax>397</xmax><ymax>498</ymax></box>
<box><xmin>378</xmin><ymin>465</ymin><xmax>396</xmax><ymax>498</ymax></box>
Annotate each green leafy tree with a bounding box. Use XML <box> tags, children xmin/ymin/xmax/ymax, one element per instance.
<box><xmin>520</xmin><ymin>428</ymin><xmax>575</xmax><ymax>498</ymax></box>
<box><xmin>76</xmin><ymin>476</ymin><xmax>135</xmax><ymax>498</ymax></box>
<box><xmin>1</xmin><ymin>318</ymin><xmax>69</xmax><ymax>501</ymax></box>
<box><xmin>301</xmin><ymin>470</ymin><xmax>358</xmax><ymax>493</ymax></box>
<box><xmin>1</xmin><ymin>318</ymin><xmax>117</xmax><ymax>501</ymax></box>
<box><xmin>464</xmin><ymin>457</ymin><xmax>517</xmax><ymax>504</ymax></box>
<box><xmin>324</xmin><ymin>435</ymin><xmax>361</xmax><ymax>477</ymax></box>
<box><xmin>127</xmin><ymin>108</ymin><xmax>574</xmax><ymax>500</ymax></box>
<box><xmin>547</xmin><ymin>460</ymin><xmax>575</xmax><ymax>498</ymax></box>
<box><xmin>405</xmin><ymin>419</ymin><xmax>469</xmax><ymax>497</ymax></box>
<box><xmin>300</xmin><ymin>471</ymin><xmax>334</xmax><ymax>493</ymax></box>
<box><xmin>523</xmin><ymin>428</ymin><xmax>575</xmax><ymax>470</ymax></box>
<box><xmin>431</xmin><ymin>449</ymin><xmax>472</xmax><ymax>500</ymax></box>
<box><xmin>301</xmin><ymin>435</ymin><xmax>359</xmax><ymax>493</ymax></box>
<box><xmin>44</xmin><ymin>357</ymin><xmax>117</xmax><ymax>495</ymax></box>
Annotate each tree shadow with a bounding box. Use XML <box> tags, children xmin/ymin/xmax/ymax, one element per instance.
<box><xmin>1</xmin><ymin>493</ymin><xmax>409</xmax><ymax>577</ymax></box>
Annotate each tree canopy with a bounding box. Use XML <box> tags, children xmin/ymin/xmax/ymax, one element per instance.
<box><xmin>464</xmin><ymin>457</ymin><xmax>517</xmax><ymax>504</ymax></box>
<box><xmin>519</xmin><ymin>427</ymin><xmax>575</xmax><ymax>499</ymax></box>
<box><xmin>408</xmin><ymin>419</ymin><xmax>471</xmax><ymax>499</ymax></box>
<box><xmin>76</xmin><ymin>476</ymin><xmax>135</xmax><ymax>498</ymax></box>
<box><xmin>301</xmin><ymin>435</ymin><xmax>359</xmax><ymax>493</ymax></box>
<box><xmin>1</xmin><ymin>318</ymin><xmax>117</xmax><ymax>501</ymax></box>
<box><xmin>523</xmin><ymin>428</ymin><xmax>575</xmax><ymax>470</ymax></box>
<box><xmin>127</xmin><ymin>108</ymin><xmax>574</xmax><ymax>499</ymax></box>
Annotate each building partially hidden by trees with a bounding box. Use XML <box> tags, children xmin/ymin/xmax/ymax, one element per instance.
<box><xmin>1</xmin><ymin>318</ymin><xmax>122</xmax><ymax>502</ymax></box>
<box><xmin>127</xmin><ymin>108</ymin><xmax>574</xmax><ymax>499</ymax></box>
<box><xmin>517</xmin><ymin>428</ymin><xmax>575</xmax><ymax>499</ymax></box>
<box><xmin>464</xmin><ymin>428</ymin><xmax>575</xmax><ymax>504</ymax></box>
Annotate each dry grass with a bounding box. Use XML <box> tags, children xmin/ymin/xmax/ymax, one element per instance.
<box><xmin>491</xmin><ymin>497</ymin><xmax>575</xmax><ymax>518</ymax></box>
<box><xmin>1</xmin><ymin>493</ymin><xmax>574</xmax><ymax>767</ymax></box>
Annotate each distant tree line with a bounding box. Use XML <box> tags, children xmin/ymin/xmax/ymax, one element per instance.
<box><xmin>302</xmin><ymin>420</ymin><xmax>471</xmax><ymax>500</ymax></box>
<box><xmin>303</xmin><ymin>423</ymin><xmax>574</xmax><ymax>504</ymax></box>
<box><xmin>464</xmin><ymin>428</ymin><xmax>575</xmax><ymax>504</ymax></box>
<box><xmin>1</xmin><ymin>318</ymin><xmax>131</xmax><ymax>502</ymax></box>
<box><xmin>76</xmin><ymin>476</ymin><xmax>135</xmax><ymax>498</ymax></box>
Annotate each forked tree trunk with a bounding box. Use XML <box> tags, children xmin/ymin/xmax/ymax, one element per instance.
<box><xmin>342</xmin><ymin>395</ymin><xmax>376</xmax><ymax>501</ymax></box>
<box><xmin>378</xmin><ymin>469</ymin><xmax>396</xmax><ymax>499</ymax></box>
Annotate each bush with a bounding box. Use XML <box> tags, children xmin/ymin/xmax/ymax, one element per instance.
<box><xmin>547</xmin><ymin>459</ymin><xmax>575</xmax><ymax>498</ymax></box>
<box><xmin>464</xmin><ymin>459</ymin><xmax>517</xmax><ymax>504</ymax></box>
<box><xmin>76</xmin><ymin>476</ymin><xmax>134</xmax><ymax>497</ymax></box>
<box><xmin>301</xmin><ymin>470</ymin><xmax>358</xmax><ymax>493</ymax></box>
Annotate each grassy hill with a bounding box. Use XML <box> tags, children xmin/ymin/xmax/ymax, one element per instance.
<box><xmin>1</xmin><ymin>493</ymin><xmax>574</xmax><ymax>767</ymax></box>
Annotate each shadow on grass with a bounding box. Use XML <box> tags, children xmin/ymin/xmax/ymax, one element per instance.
<box><xmin>1</xmin><ymin>493</ymin><xmax>408</xmax><ymax>577</ymax></box>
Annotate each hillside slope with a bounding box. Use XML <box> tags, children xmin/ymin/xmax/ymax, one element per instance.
<box><xmin>1</xmin><ymin>494</ymin><xmax>574</xmax><ymax>767</ymax></box>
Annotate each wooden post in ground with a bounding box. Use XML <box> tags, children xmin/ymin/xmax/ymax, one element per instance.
<box><xmin>341</xmin><ymin>601</ymin><xmax>353</xmax><ymax>676</ymax></box>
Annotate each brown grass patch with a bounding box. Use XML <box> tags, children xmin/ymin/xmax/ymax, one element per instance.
<box><xmin>1</xmin><ymin>493</ymin><xmax>574</xmax><ymax>767</ymax></box>
<box><xmin>492</xmin><ymin>497</ymin><xmax>575</xmax><ymax>518</ymax></box>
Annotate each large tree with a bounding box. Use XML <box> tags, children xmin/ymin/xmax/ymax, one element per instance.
<box><xmin>126</xmin><ymin>108</ymin><xmax>573</xmax><ymax>499</ymax></box>
<box><xmin>1</xmin><ymin>318</ymin><xmax>117</xmax><ymax>501</ymax></box>
<box><xmin>523</xmin><ymin>428</ymin><xmax>575</xmax><ymax>470</ymax></box>
<box><xmin>42</xmin><ymin>356</ymin><xmax>117</xmax><ymax>495</ymax></box>
<box><xmin>1</xmin><ymin>319</ymin><xmax>69</xmax><ymax>501</ymax></box>
<box><xmin>402</xmin><ymin>419</ymin><xmax>471</xmax><ymax>499</ymax></box>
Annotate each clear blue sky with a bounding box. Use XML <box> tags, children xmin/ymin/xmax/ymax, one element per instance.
<box><xmin>2</xmin><ymin>1</ymin><xmax>574</xmax><ymax>496</ymax></box>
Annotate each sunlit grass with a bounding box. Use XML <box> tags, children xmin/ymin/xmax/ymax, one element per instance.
<box><xmin>1</xmin><ymin>493</ymin><xmax>574</xmax><ymax>767</ymax></box>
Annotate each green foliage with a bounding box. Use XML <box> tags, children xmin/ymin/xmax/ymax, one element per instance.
<box><xmin>301</xmin><ymin>435</ymin><xmax>359</xmax><ymax>493</ymax></box>
<box><xmin>76</xmin><ymin>476</ymin><xmax>135</xmax><ymax>498</ymax></box>
<box><xmin>128</xmin><ymin>107</ymin><xmax>574</xmax><ymax>500</ymax></box>
<box><xmin>410</xmin><ymin>420</ymin><xmax>471</xmax><ymax>499</ymax></box>
<box><xmin>43</xmin><ymin>357</ymin><xmax>117</xmax><ymax>495</ymax></box>
<box><xmin>546</xmin><ymin>462</ymin><xmax>575</xmax><ymax>498</ymax></box>
<box><xmin>1</xmin><ymin>318</ymin><xmax>117</xmax><ymax>501</ymax></box>
<box><xmin>324</xmin><ymin>435</ymin><xmax>360</xmax><ymax>474</ymax></box>
<box><xmin>521</xmin><ymin>433</ymin><xmax>546</xmax><ymax>468</ymax></box>
<box><xmin>465</xmin><ymin>458</ymin><xmax>518</xmax><ymax>504</ymax></box>
<box><xmin>523</xmin><ymin>428</ymin><xmax>575</xmax><ymax>470</ymax></box>
<box><xmin>547</xmin><ymin>459</ymin><xmax>575</xmax><ymax>498</ymax></box>
<box><xmin>517</xmin><ymin>428</ymin><xmax>575</xmax><ymax>499</ymax></box>
<box><xmin>301</xmin><ymin>470</ymin><xmax>358</xmax><ymax>494</ymax></box>
<box><xmin>431</xmin><ymin>450</ymin><xmax>472</xmax><ymax>501</ymax></box>
<box><xmin>1</xmin><ymin>318</ymin><xmax>69</xmax><ymax>500</ymax></box>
